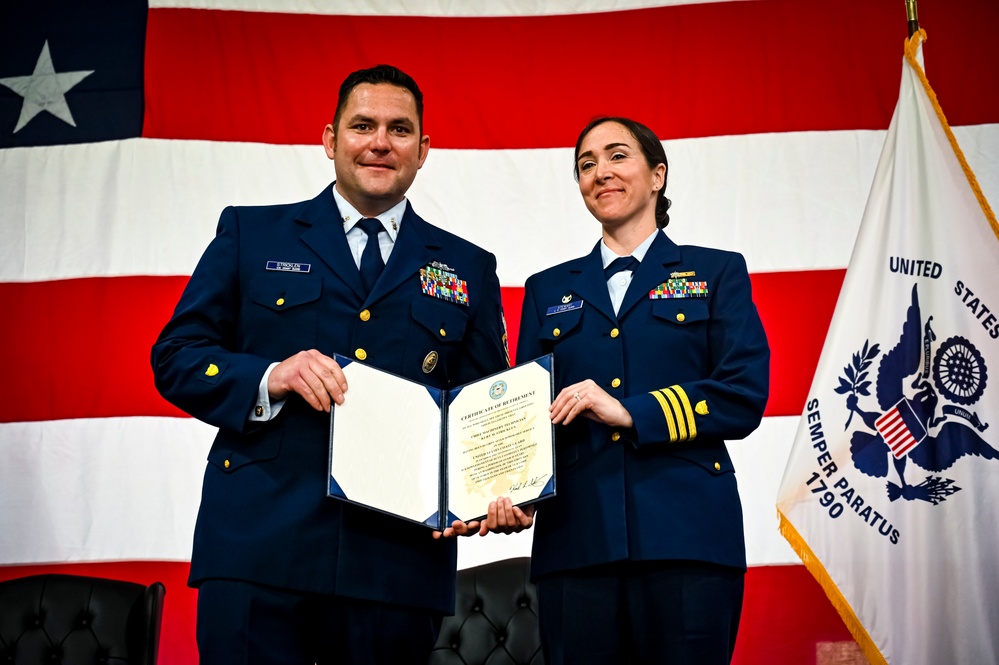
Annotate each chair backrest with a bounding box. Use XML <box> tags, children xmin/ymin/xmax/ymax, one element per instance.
<box><xmin>0</xmin><ymin>573</ymin><xmax>165</xmax><ymax>665</ymax></box>
<box><xmin>429</xmin><ymin>557</ymin><xmax>543</xmax><ymax>665</ymax></box>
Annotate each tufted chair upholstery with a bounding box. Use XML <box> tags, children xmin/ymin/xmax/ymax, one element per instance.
<box><xmin>0</xmin><ymin>574</ymin><xmax>164</xmax><ymax>665</ymax></box>
<box><xmin>429</xmin><ymin>557</ymin><xmax>543</xmax><ymax>665</ymax></box>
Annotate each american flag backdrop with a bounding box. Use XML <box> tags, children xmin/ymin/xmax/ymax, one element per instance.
<box><xmin>2</xmin><ymin>1</ymin><xmax>997</xmax><ymax>662</ymax></box>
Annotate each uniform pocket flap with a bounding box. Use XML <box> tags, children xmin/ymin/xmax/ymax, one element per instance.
<box><xmin>412</xmin><ymin>298</ymin><xmax>469</xmax><ymax>341</ymax></box>
<box><xmin>249</xmin><ymin>275</ymin><xmax>322</xmax><ymax>312</ymax></box>
<box><xmin>670</xmin><ymin>446</ymin><xmax>734</xmax><ymax>475</ymax></box>
<box><xmin>538</xmin><ymin>308</ymin><xmax>584</xmax><ymax>342</ymax></box>
<box><xmin>207</xmin><ymin>430</ymin><xmax>283</xmax><ymax>472</ymax></box>
<box><xmin>651</xmin><ymin>299</ymin><xmax>709</xmax><ymax>325</ymax></box>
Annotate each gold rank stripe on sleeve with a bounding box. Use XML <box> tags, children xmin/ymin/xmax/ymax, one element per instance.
<box><xmin>650</xmin><ymin>390</ymin><xmax>678</xmax><ymax>442</ymax></box>
<box><xmin>662</xmin><ymin>388</ymin><xmax>689</xmax><ymax>441</ymax></box>
<box><xmin>650</xmin><ymin>385</ymin><xmax>698</xmax><ymax>442</ymax></box>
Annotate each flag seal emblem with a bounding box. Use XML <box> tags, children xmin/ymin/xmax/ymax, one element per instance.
<box><xmin>836</xmin><ymin>283</ymin><xmax>995</xmax><ymax>505</ymax></box>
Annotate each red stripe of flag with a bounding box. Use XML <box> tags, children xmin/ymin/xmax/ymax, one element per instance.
<box><xmin>142</xmin><ymin>0</ymin><xmax>999</xmax><ymax>149</ymax></box>
<box><xmin>0</xmin><ymin>269</ymin><xmax>842</xmax><ymax>423</ymax></box>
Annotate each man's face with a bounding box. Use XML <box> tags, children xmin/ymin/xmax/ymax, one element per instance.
<box><xmin>323</xmin><ymin>83</ymin><xmax>430</xmax><ymax>217</ymax></box>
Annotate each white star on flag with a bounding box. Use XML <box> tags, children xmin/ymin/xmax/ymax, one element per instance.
<box><xmin>0</xmin><ymin>40</ymin><xmax>93</xmax><ymax>133</ymax></box>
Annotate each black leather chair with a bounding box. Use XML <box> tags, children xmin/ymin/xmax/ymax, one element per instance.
<box><xmin>0</xmin><ymin>573</ymin><xmax>165</xmax><ymax>665</ymax></box>
<box><xmin>429</xmin><ymin>557</ymin><xmax>543</xmax><ymax>665</ymax></box>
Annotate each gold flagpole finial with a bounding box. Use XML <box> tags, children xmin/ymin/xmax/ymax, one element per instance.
<box><xmin>905</xmin><ymin>0</ymin><xmax>919</xmax><ymax>38</ymax></box>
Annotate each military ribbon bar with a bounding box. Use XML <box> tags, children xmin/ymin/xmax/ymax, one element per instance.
<box><xmin>650</xmin><ymin>278</ymin><xmax>709</xmax><ymax>299</ymax></box>
<box><xmin>420</xmin><ymin>266</ymin><xmax>469</xmax><ymax>306</ymax></box>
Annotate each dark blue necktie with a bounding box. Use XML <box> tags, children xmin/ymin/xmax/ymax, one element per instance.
<box><xmin>357</xmin><ymin>217</ymin><xmax>384</xmax><ymax>295</ymax></box>
<box><xmin>604</xmin><ymin>256</ymin><xmax>640</xmax><ymax>279</ymax></box>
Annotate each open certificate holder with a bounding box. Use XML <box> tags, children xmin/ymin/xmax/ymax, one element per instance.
<box><xmin>328</xmin><ymin>354</ymin><xmax>555</xmax><ymax>529</ymax></box>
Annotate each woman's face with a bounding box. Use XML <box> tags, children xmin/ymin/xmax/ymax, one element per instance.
<box><xmin>575</xmin><ymin>121</ymin><xmax>665</xmax><ymax>230</ymax></box>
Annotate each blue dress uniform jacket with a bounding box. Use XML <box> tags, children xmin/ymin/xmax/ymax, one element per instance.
<box><xmin>517</xmin><ymin>231</ymin><xmax>769</xmax><ymax>580</ymax></box>
<box><xmin>151</xmin><ymin>185</ymin><xmax>508</xmax><ymax>614</ymax></box>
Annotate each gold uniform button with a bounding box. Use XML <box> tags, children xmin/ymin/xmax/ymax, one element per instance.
<box><xmin>359</xmin><ymin>309</ymin><xmax>371</xmax><ymax>322</ymax></box>
<box><xmin>254</xmin><ymin>405</ymin><xmax>263</xmax><ymax>417</ymax></box>
<box><xmin>276</xmin><ymin>297</ymin><xmax>285</xmax><ymax>306</ymax></box>
<box><xmin>714</xmin><ymin>462</ymin><xmax>722</xmax><ymax>471</ymax></box>
<box><xmin>224</xmin><ymin>459</ymin><xmax>230</xmax><ymax>469</ymax></box>
<box><xmin>611</xmin><ymin>378</ymin><xmax>621</xmax><ymax>388</ymax></box>
<box><xmin>440</xmin><ymin>328</ymin><xmax>447</xmax><ymax>337</ymax></box>
<box><xmin>553</xmin><ymin>328</ymin><xmax>561</xmax><ymax>337</ymax></box>
<box><xmin>610</xmin><ymin>328</ymin><xmax>620</xmax><ymax>338</ymax></box>
<box><xmin>611</xmin><ymin>432</ymin><xmax>621</xmax><ymax>442</ymax></box>
<box><xmin>676</xmin><ymin>312</ymin><xmax>686</xmax><ymax>323</ymax></box>
<box><xmin>355</xmin><ymin>348</ymin><xmax>367</xmax><ymax>360</ymax></box>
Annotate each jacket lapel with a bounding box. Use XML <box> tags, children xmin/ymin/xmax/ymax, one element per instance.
<box><xmin>365</xmin><ymin>202</ymin><xmax>439</xmax><ymax>305</ymax></box>
<box><xmin>568</xmin><ymin>242</ymin><xmax>616</xmax><ymax>323</ymax></box>
<box><xmin>618</xmin><ymin>231</ymin><xmax>682</xmax><ymax>319</ymax></box>
<box><xmin>297</xmin><ymin>185</ymin><xmax>367</xmax><ymax>301</ymax></box>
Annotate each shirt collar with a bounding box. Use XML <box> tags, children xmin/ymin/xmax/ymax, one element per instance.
<box><xmin>600</xmin><ymin>228</ymin><xmax>659</xmax><ymax>268</ymax></box>
<box><xmin>332</xmin><ymin>184</ymin><xmax>405</xmax><ymax>241</ymax></box>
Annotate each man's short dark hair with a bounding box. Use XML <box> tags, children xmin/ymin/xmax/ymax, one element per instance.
<box><xmin>333</xmin><ymin>64</ymin><xmax>424</xmax><ymax>133</ymax></box>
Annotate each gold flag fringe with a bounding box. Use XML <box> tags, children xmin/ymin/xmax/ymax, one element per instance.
<box><xmin>904</xmin><ymin>29</ymin><xmax>999</xmax><ymax>242</ymax></box>
<box><xmin>777</xmin><ymin>510</ymin><xmax>887</xmax><ymax>665</ymax></box>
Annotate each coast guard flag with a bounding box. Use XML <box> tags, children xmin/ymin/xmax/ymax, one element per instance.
<box><xmin>777</xmin><ymin>31</ymin><xmax>999</xmax><ymax>665</ymax></box>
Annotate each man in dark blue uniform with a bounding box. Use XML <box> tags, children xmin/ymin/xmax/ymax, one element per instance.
<box><xmin>151</xmin><ymin>64</ymin><xmax>508</xmax><ymax>665</ymax></box>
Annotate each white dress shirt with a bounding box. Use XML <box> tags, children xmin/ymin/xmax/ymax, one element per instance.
<box><xmin>600</xmin><ymin>229</ymin><xmax>659</xmax><ymax>315</ymax></box>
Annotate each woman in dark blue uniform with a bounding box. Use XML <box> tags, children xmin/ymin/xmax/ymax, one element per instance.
<box><xmin>512</xmin><ymin>117</ymin><xmax>770</xmax><ymax>664</ymax></box>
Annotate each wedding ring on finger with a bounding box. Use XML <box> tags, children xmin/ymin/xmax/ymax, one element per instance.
<box><xmin>573</xmin><ymin>392</ymin><xmax>581</xmax><ymax>401</ymax></box>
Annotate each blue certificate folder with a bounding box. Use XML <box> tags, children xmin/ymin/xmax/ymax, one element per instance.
<box><xmin>328</xmin><ymin>354</ymin><xmax>554</xmax><ymax>530</ymax></box>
